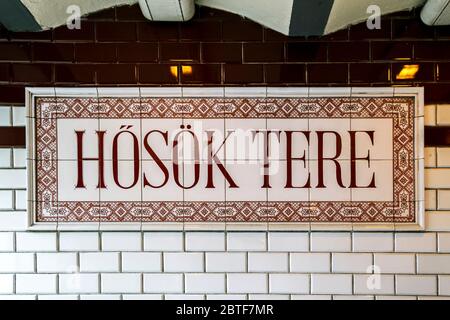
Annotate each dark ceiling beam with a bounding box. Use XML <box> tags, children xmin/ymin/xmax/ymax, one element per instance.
<box><xmin>0</xmin><ymin>0</ymin><xmax>41</xmax><ymax>32</ymax></box>
<box><xmin>289</xmin><ymin>0</ymin><xmax>334</xmax><ymax>36</ymax></box>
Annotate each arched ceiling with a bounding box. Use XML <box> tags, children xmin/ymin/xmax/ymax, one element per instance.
<box><xmin>0</xmin><ymin>0</ymin><xmax>447</xmax><ymax>36</ymax></box>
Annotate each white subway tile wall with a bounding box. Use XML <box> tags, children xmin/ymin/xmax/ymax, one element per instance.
<box><xmin>311</xmin><ymin>274</ymin><xmax>352</xmax><ymax>295</ymax></box>
<box><xmin>291</xmin><ymin>294</ymin><xmax>332</xmax><ymax>300</ymax></box>
<box><xmin>268</xmin><ymin>232</ymin><xmax>309</xmax><ymax>252</ymax></box>
<box><xmin>417</xmin><ymin>254</ymin><xmax>450</xmax><ymax>274</ymax></box>
<box><xmin>185</xmin><ymin>274</ymin><xmax>225</xmax><ymax>294</ymax></box>
<box><xmin>121</xmin><ymin>252</ymin><xmax>161</xmax><ymax>272</ymax></box>
<box><xmin>80</xmin><ymin>252</ymin><xmax>120</xmax><ymax>273</ymax></box>
<box><xmin>1</xmin><ymin>211</ymin><xmax>27</xmax><ymax>232</ymax></box>
<box><xmin>122</xmin><ymin>294</ymin><xmax>162</xmax><ymax>300</ymax></box>
<box><xmin>227</xmin><ymin>274</ymin><xmax>268</xmax><ymax>294</ymax></box>
<box><xmin>352</xmin><ymin>233</ymin><xmax>393</xmax><ymax>252</ymax></box>
<box><xmin>0</xmin><ymin>191</ymin><xmax>13</xmax><ymax>210</ymax></box>
<box><xmin>425</xmin><ymin>169</ymin><xmax>450</xmax><ymax>188</ymax></box>
<box><xmin>144</xmin><ymin>274</ymin><xmax>183</xmax><ymax>293</ymax></box>
<box><xmin>425</xmin><ymin>147</ymin><xmax>436</xmax><ymax>168</ymax></box>
<box><xmin>37</xmin><ymin>253</ymin><xmax>78</xmax><ymax>273</ymax></box>
<box><xmin>0</xmin><ymin>274</ymin><xmax>14</xmax><ymax>294</ymax></box>
<box><xmin>0</xmin><ymin>149</ymin><xmax>11</xmax><ymax>168</ymax></box>
<box><xmin>374</xmin><ymin>253</ymin><xmax>416</xmax><ymax>274</ymax></box>
<box><xmin>101</xmin><ymin>274</ymin><xmax>141</xmax><ymax>293</ymax></box>
<box><xmin>12</xmin><ymin>149</ymin><xmax>26</xmax><ymax>168</ymax></box>
<box><xmin>15</xmin><ymin>232</ymin><xmax>57</xmax><ymax>252</ymax></box>
<box><xmin>206</xmin><ymin>252</ymin><xmax>246</xmax><ymax>273</ymax></box>
<box><xmin>437</xmin><ymin>104</ymin><xmax>450</xmax><ymax>125</ymax></box>
<box><xmin>38</xmin><ymin>294</ymin><xmax>79</xmax><ymax>300</ymax></box>
<box><xmin>439</xmin><ymin>276</ymin><xmax>450</xmax><ymax>295</ymax></box>
<box><xmin>439</xmin><ymin>233</ymin><xmax>450</xmax><ymax>252</ymax></box>
<box><xmin>269</xmin><ymin>274</ymin><xmax>309</xmax><ymax>294</ymax></box>
<box><xmin>290</xmin><ymin>253</ymin><xmax>330</xmax><ymax>273</ymax></box>
<box><xmin>16</xmin><ymin>274</ymin><xmax>57</xmax><ymax>294</ymax></box>
<box><xmin>144</xmin><ymin>232</ymin><xmax>183</xmax><ymax>252</ymax></box>
<box><xmin>353</xmin><ymin>274</ymin><xmax>395</xmax><ymax>295</ymax></box>
<box><xmin>437</xmin><ymin>148</ymin><xmax>450</xmax><ymax>167</ymax></box>
<box><xmin>248</xmin><ymin>253</ymin><xmax>288</xmax><ymax>272</ymax></box>
<box><xmin>0</xmin><ymin>106</ymin><xmax>11</xmax><ymax>126</ymax></box>
<box><xmin>0</xmin><ymin>169</ymin><xmax>27</xmax><ymax>189</ymax></box>
<box><xmin>164</xmin><ymin>252</ymin><xmax>204</xmax><ymax>273</ymax></box>
<box><xmin>0</xmin><ymin>112</ymin><xmax>450</xmax><ymax>299</ymax></box>
<box><xmin>59</xmin><ymin>233</ymin><xmax>100</xmax><ymax>252</ymax></box>
<box><xmin>12</xmin><ymin>107</ymin><xmax>26</xmax><ymax>127</ymax></box>
<box><xmin>227</xmin><ymin>233</ymin><xmax>266</xmax><ymax>251</ymax></box>
<box><xmin>59</xmin><ymin>274</ymin><xmax>99</xmax><ymax>294</ymax></box>
<box><xmin>102</xmin><ymin>233</ymin><xmax>141</xmax><ymax>251</ymax></box>
<box><xmin>310</xmin><ymin>233</ymin><xmax>351</xmax><ymax>252</ymax></box>
<box><xmin>438</xmin><ymin>190</ymin><xmax>450</xmax><ymax>210</ymax></box>
<box><xmin>332</xmin><ymin>253</ymin><xmax>372</xmax><ymax>273</ymax></box>
<box><xmin>0</xmin><ymin>233</ymin><xmax>14</xmax><ymax>251</ymax></box>
<box><xmin>396</xmin><ymin>275</ymin><xmax>437</xmax><ymax>296</ymax></box>
<box><xmin>332</xmin><ymin>295</ymin><xmax>374</xmax><ymax>300</ymax></box>
<box><xmin>424</xmin><ymin>105</ymin><xmax>436</xmax><ymax>126</ymax></box>
<box><xmin>0</xmin><ymin>253</ymin><xmax>34</xmax><ymax>273</ymax></box>
<box><xmin>80</xmin><ymin>294</ymin><xmax>121</xmax><ymax>300</ymax></box>
<box><xmin>425</xmin><ymin>190</ymin><xmax>437</xmax><ymax>210</ymax></box>
<box><xmin>395</xmin><ymin>233</ymin><xmax>437</xmax><ymax>252</ymax></box>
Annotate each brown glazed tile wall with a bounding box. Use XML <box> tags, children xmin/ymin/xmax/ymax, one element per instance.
<box><xmin>0</xmin><ymin>4</ymin><xmax>450</xmax><ymax>147</ymax></box>
<box><xmin>0</xmin><ymin>127</ymin><xmax>26</xmax><ymax>147</ymax></box>
<box><xmin>0</xmin><ymin>4</ymin><xmax>449</xmax><ymax>102</ymax></box>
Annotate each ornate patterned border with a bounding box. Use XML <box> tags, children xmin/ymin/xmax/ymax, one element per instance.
<box><xmin>34</xmin><ymin>96</ymin><xmax>416</xmax><ymax>224</ymax></box>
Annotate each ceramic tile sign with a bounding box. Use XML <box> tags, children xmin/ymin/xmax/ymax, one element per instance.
<box><xmin>26</xmin><ymin>87</ymin><xmax>424</xmax><ymax>230</ymax></box>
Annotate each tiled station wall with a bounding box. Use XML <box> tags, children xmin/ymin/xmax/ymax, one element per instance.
<box><xmin>1</xmin><ymin>5</ymin><xmax>450</xmax><ymax>299</ymax></box>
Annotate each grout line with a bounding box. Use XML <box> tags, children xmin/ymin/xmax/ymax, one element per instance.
<box><xmin>437</xmin><ymin>274</ymin><xmax>440</xmax><ymax>296</ymax></box>
<box><xmin>436</xmin><ymin>232</ymin><xmax>439</xmax><ymax>252</ymax></box>
<box><xmin>13</xmin><ymin>231</ymin><xmax>16</xmax><ymax>252</ymax></box>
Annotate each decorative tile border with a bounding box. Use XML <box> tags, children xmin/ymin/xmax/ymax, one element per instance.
<box><xmin>26</xmin><ymin>87</ymin><xmax>424</xmax><ymax>230</ymax></box>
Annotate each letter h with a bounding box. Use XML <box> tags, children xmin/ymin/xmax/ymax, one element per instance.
<box><xmin>75</xmin><ymin>130</ymin><xmax>106</xmax><ymax>189</ymax></box>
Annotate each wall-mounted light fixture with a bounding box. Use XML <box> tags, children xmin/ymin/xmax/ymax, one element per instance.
<box><xmin>170</xmin><ymin>65</ymin><xmax>193</xmax><ymax>78</ymax></box>
<box><xmin>396</xmin><ymin>64</ymin><xmax>420</xmax><ymax>80</ymax></box>
<box><xmin>170</xmin><ymin>66</ymin><xmax>178</xmax><ymax>78</ymax></box>
<box><xmin>182</xmin><ymin>65</ymin><xmax>193</xmax><ymax>75</ymax></box>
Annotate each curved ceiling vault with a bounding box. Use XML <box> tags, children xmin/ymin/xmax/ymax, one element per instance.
<box><xmin>0</xmin><ymin>0</ymin><xmax>448</xmax><ymax>36</ymax></box>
